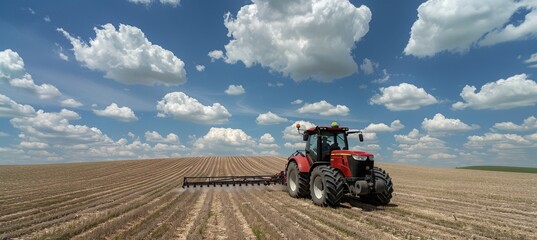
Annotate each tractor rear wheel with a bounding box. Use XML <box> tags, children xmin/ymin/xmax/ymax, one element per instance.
<box><xmin>362</xmin><ymin>167</ymin><xmax>393</xmax><ymax>205</ymax></box>
<box><xmin>286</xmin><ymin>162</ymin><xmax>309</xmax><ymax>198</ymax></box>
<box><xmin>309</xmin><ymin>166</ymin><xmax>344</xmax><ymax>207</ymax></box>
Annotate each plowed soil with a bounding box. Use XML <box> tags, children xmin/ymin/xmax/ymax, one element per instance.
<box><xmin>1</xmin><ymin>157</ymin><xmax>536</xmax><ymax>239</ymax></box>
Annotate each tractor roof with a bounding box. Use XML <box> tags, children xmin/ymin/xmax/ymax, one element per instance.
<box><xmin>305</xmin><ymin>126</ymin><xmax>349</xmax><ymax>133</ymax></box>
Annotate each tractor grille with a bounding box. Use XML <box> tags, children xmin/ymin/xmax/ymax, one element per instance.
<box><xmin>347</xmin><ymin>156</ymin><xmax>374</xmax><ymax>178</ymax></box>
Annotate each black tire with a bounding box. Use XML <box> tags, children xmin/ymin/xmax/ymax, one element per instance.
<box><xmin>286</xmin><ymin>162</ymin><xmax>310</xmax><ymax>198</ymax></box>
<box><xmin>362</xmin><ymin>167</ymin><xmax>393</xmax><ymax>205</ymax></box>
<box><xmin>309</xmin><ymin>166</ymin><xmax>344</xmax><ymax>207</ymax></box>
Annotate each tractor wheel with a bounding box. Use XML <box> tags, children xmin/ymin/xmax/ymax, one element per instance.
<box><xmin>362</xmin><ymin>167</ymin><xmax>393</xmax><ymax>205</ymax></box>
<box><xmin>309</xmin><ymin>166</ymin><xmax>344</xmax><ymax>207</ymax></box>
<box><xmin>286</xmin><ymin>162</ymin><xmax>310</xmax><ymax>198</ymax></box>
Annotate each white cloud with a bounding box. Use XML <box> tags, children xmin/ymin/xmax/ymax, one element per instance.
<box><xmin>225</xmin><ymin>85</ymin><xmax>245</xmax><ymax>95</ymax></box>
<box><xmin>405</xmin><ymin>0</ymin><xmax>537</xmax><ymax>57</ymax></box>
<box><xmin>0</xmin><ymin>132</ymin><xmax>8</xmax><ymax>137</ymax></box>
<box><xmin>61</xmin><ymin>98</ymin><xmax>83</xmax><ymax>108</ymax></box>
<box><xmin>144</xmin><ymin>131</ymin><xmax>180</xmax><ymax>143</ymax></box>
<box><xmin>208</xmin><ymin>50</ymin><xmax>224</xmax><ymax>61</ymax></box>
<box><xmin>259</xmin><ymin>133</ymin><xmax>278</xmax><ymax>149</ymax></box>
<box><xmin>58</xmin><ymin>24</ymin><xmax>186</xmax><ymax>86</ymax></box>
<box><xmin>465</xmin><ymin>132</ymin><xmax>532</xmax><ymax>149</ymax></box>
<box><xmin>58</xmin><ymin>52</ymin><xmax>68</xmax><ymax>61</ymax></box>
<box><xmin>0</xmin><ymin>49</ymin><xmax>62</xmax><ymax>99</ymax></box>
<box><xmin>221</xmin><ymin>0</ymin><xmax>371</xmax><ymax>81</ymax></box>
<box><xmin>372</xmin><ymin>69</ymin><xmax>389</xmax><ymax>84</ymax></box>
<box><xmin>370</xmin><ymin>83</ymin><xmax>438</xmax><ymax>111</ymax></box>
<box><xmin>44</xmin><ymin>16</ymin><xmax>51</xmax><ymax>22</ymax></box>
<box><xmin>128</xmin><ymin>0</ymin><xmax>180</xmax><ymax>7</ymax></box>
<box><xmin>360</xmin><ymin>58</ymin><xmax>377</xmax><ymax>75</ymax></box>
<box><xmin>422</xmin><ymin>113</ymin><xmax>479</xmax><ymax>136</ymax></box>
<box><xmin>20</xmin><ymin>141</ymin><xmax>49</xmax><ymax>149</ymax></box>
<box><xmin>364</xmin><ymin>120</ymin><xmax>404</xmax><ymax>133</ymax></box>
<box><xmin>93</xmin><ymin>103</ymin><xmax>138</xmax><ymax>122</ymax></box>
<box><xmin>291</xmin><ymin>99</ymin><xmax>303</xmax><ymax>105</ymax></box>
<box><xmin>268</xmin><ymin>82</ymin><xmax>284</xmax><ymax>87</ymax></box>
<box><xmin>28</xmin><ymin>8</ymin><xmax>35</xmax><ymax>14</ymax></box>
<box><xmin>284</xmin><ymin>142</ymin><xmax>304</xmax><ymax>149</ymax></box>
<box><xmin>297</xmin><ymin>100</ymin><xmax>350</xmax><ymax>116</ymax></box>
<box><xmin>193</xmin><ymin>127</ymin><xmax>257</xmax><ymax>154</ymax></box>
<box><xmin>195</xmin><ymin>65</ymin><xmax>205</xmax><ymax>72</ymax></box>
<box><xmin>452</xmin><ymin>74</ymin><xmax>537</xmax><ymax>110</ymax></box>
<box><xmin>393</xmin><ymin>129</ymin><xmax>454</xmax><ymax>162</ymax></box>
<box><xmin>156</xmin><ymin>92</ymin><xmax>231</xmax><ymax>124</ymax></box>
<box><xmin>525</xmin><ymin>52</ymin><xmax>537</xmax><ymax>68</ymax></box>
<box><xmin>493</xmin><ymin>116</ymin><xmax>537</xmax><ymax>132</ymax></box>
<box><xmin>0</xmin><ymin>94</ymin><xmax>36</xmax><ymax>117</ymax></box>
<box><xmin>256</xmin><ymin>111</ymin><xmax>289</xmax><ymax>125</ymax></box>
<box><xmin>283</xmin><ymin>120</ymin><xmax>316</xmax><ymax>142</ymax></box>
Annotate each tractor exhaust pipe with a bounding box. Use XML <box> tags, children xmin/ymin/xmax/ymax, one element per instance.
<box><xmin>353</xmin><ymin>180</ymin><xmax>370</xmax><ymax>195</ymax></box>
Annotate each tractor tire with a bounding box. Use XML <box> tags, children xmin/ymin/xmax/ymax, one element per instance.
<box><xmin>286</xmin><ymin>162</ymin><xmax>310</xmax><ymax>198</ymax></box>
<box><xmin>362</xmin><ymin>167</ymin><xmax>393</xmax><ymax>205</ymax></box>
<box><xmin>309</xmin><ymin>166</ymin><xmax>344</xmax><ymax>207</ymax></box>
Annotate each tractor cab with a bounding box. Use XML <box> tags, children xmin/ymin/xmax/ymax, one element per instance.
<box><xmin>300</xmin><ymin>123</ymin><xmax>365</xmax><ymax>163</ymax></box>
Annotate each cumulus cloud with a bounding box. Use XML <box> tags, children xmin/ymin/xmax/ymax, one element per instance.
<box><xmin>156</xmin><ymin>92</ymin><xmax>231</xmax><ymax>124</ymax></box>
<box><xmin>283</xmin><ymin>120</ymin><xmax>316</xmax><ymax>142</ymax></box>
<box><xmin>370</xmin><ymin>83</ymin><xmax>438</xmax><ymax>111</ymax></box>
<box><xmin>144</xmin><ymin>131</ymin><xmax>180</xmax><ymax>143</ymax></box>
<box><xmin>0</xmin><ymin>49</ymin><xmax>62</xmax><ymax>99</ymax></box>
<box><xmin>195</xmin><ymin>65</ymin><xmax>205</xmax><ymax>72</ymax></box>
<box><xmin>372</xmin><ymin>69</ymin><xmax>389</xmax><ymax>84</ymax></box>
<box><xmin>221</xmin><ymin>0</ymin><xmax>371</xmax><ymax>81</ymax></box>
<box><xmin>208</xmin><ymin>50</ymin><xmax>224</xmax><ymax>61</ymax></box>
<box><xmin>193</xmin><ymin>127</ymin><xmax>257</xmax><ymax>154</ymax></box>
<box><xmin>128</xmin><ymin>0</ymin><xmax>180</xmax><ymax>7</ymax></box>
<box><xmin>259</xmin><ymin>133</ymin><xmax>278</xmax><ymax>149</ymax></box>
<box><xmin>8</xmin><ymin>108</ymin><xmax>188</xmax><ymax>162</ymax></box>
<box><xmin>0</xmin><ymin>94</ymin><xmax>35</xmax><ymax>117</ymax></box>
<box><xmin>405</xmin><ymin>0</ymin><xmax>537</xmax><ymax>57</ymax></box>
<box><xmin>291</xmin><ymin>99</ymin><xmax>303</xmax><ymax>105</ymax></box>
<box><xmin>297</xmin><ymin>100</ymin><xmax>350</xmax><ymax>116</ymax></box>
<box><xmin>61</xmin><ymin>98</ymin><xmax>83</xmax><ymax>108</ymax></box>
<box><xmin>525</xmin><ymin>53</ymin><xmax>537</xmax><ymax>68</ymax></box>
<box><xmin>58</xmin><ymin>24</ymin><xmax>186</xmax><ymax>86</ymax></box>
<box><xmin>493</xmin><ymin>116</ymin><xmax>537</xmax><ymax>132</ymax></box>
<box><xmin>465</xmin><ymin>132</ymin><xmax>532</xmax><ymax>149</ymax></box>
<box><xmin>225</xmin><ymin>85</ymin><xmax>245</xmax><ymax>95</ymax></box>
<box><xmin>93</xmin><ymin>103</ymin><xmax>138</xmax><ymax>122</ymax></box>
<box><xmin>422</xmin><ymin>113</ymin><xmax>479</xmax><ymax>135</ymax></box>
<box><xmin>452</xmin><ymin>74</ymin><xmax>537</xmax><ymax>110</ymax></box>
<box><xmin>360</xmin><ymin>58</ymin><xmax>377</xmax><ymax>75</ymax></box>
<box><xmin>268</xmin><ymin>82</ymin><xmax>284</xmax><ymax>87</ymax></box>
<box><xmin>364</xmin><ymin>120</ymin><xmax>404</xmax><ymax>133</ymax></box>
<box><xmin>393</xmin><ymin>129</ymin><xmax>454</xmax><ymax>162</ymax></box>
<box><xmin>256</xmin><ymin>111</ymin><xmax>289</xmax><ymax>125</ymax></box>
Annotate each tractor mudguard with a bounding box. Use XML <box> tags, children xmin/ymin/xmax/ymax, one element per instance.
<box><xmin>288</xmin><ymin>156</ymin><xmax>311</xmax><ymax>173</ymax></box>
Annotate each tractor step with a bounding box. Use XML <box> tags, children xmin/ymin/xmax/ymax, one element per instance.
<box><xmin>182</xmin><ymin>172</ymin><xmax>285</xmax><ymax>188</ymax></box>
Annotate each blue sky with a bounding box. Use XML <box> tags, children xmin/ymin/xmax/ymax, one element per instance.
<box><xmin>1</xmin><ymin>0</ymin><xmax>537</xmax><ymax>167</ymax></box>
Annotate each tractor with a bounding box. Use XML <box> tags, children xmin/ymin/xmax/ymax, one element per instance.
<box><xmin>182</xmin><ymin>122</ymin><xmax>393</xmax><ymax>207</ymax></box>
<box><xmin>286</xmin><ymin>122</ymin><xmax>393</xmax><ymax>206</ymax></box>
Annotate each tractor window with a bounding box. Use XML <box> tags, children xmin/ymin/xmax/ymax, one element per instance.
<box><xmin>335</xmin><ymin>132</ymin><xmax>348</xmax><ymax>150</ymax></box>
<box><xmin>306</xmin><ymin>133</ymin><xmax>318</xmax><ymax>161</ymax></box>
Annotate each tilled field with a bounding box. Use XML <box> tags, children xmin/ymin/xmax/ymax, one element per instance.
<box><xmin>1</xmin><ymin>157</ymin><xmax>536</xmax><ymax>239</ymax></box>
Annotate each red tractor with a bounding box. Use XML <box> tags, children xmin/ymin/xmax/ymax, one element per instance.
<box><xmin>182</xmin><ymin>122</ymin><xmax>393</xmax><ymax>207</ymax></box>
<box><xmin>286</xmin><ymin>123</ymin><xmax>393</xmax><ymax>206</ymax></box>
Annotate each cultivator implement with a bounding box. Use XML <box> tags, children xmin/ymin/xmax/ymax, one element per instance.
<box><xmin>182</xmin><ymin>172</ymin><xmax>286</xmax><ymax>188</ymax></box>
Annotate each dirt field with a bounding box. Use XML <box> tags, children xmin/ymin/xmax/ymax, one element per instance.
<box><xmin>1</xmin><ymin>157</ymin><xmax>536</xmax><ymax>239</ymax></box>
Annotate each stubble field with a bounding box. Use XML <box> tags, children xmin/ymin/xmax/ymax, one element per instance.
<box><xmin>1</xmin><ymin>156</ymin><xmax>536</xmax><ymax>239</ymax></box>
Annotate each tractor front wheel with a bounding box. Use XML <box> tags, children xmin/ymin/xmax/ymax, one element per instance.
<box><xmin>309</xmin><ymin>166</ymin><xmax>344</xmax><ymax>207</ymax></box>
<box><xmin>286</xmin><ymin>162</ymin><xmax>309</xmax><ymax>198</ymax></box>
<box><xmin>362</xmin><ymin>167</ymin><xmax>393</xmax><ymax>205</ymax></box>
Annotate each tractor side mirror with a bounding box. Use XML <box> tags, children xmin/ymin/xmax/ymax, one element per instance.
<box><xmin>347</xmin><ymin>130</ymin><xmax>364</xmax><ymax>142</ymax></box>
<box><xmin>303</xmin><ymin>133</ymin><xmax>309</xmax><ymax>141</ymax></box>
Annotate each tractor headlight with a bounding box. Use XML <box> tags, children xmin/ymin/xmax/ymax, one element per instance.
<box><xmin>352</xmin><ymin>155</ymin><xmax>367</xmax><ymax>161</ymax></box>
